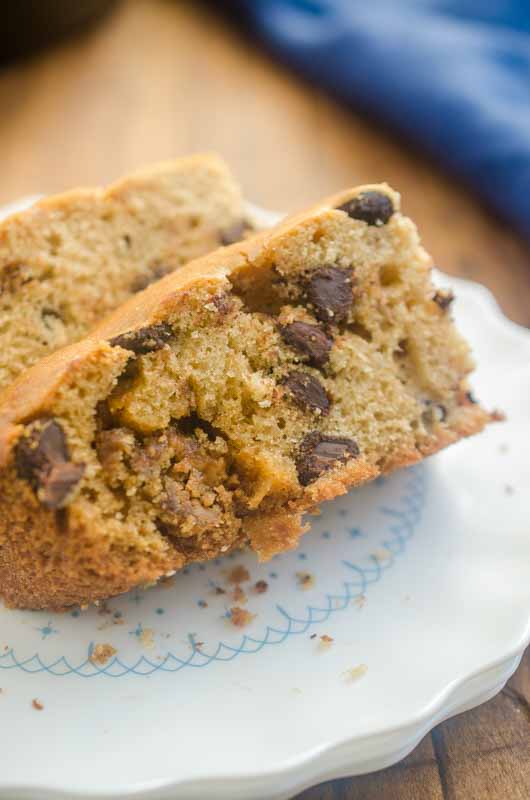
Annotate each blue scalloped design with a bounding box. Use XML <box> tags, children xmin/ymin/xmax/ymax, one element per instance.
<box><xmin>0</xmin><ymin>466</ymin><xmax>425</xmax><ymax>677</ymax></box>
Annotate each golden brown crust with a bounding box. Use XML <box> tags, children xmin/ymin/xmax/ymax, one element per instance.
<box><xmin>0</xmin><ymin>468</ymin><xmax>182</xmax><ymax>610</ymax></box>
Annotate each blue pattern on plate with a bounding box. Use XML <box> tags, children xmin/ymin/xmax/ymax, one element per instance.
<box><xmin>0</xmin><ymin>466</ymin><xmax>425</xmax><ymax>678</ymax></box>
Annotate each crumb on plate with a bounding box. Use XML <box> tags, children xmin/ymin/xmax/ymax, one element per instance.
<box><xmin>89</xmin><ymin>643</ymin><xmax>117</xmax><ymax>665</ymax></box>
<box><xmin>228</xmin><ymin>606</ymin><xmax>255</xmax><ymax>628</ymax></box>
<box><xmin>343</xmin><ymin>664</ymin><xmax>368</xmax><ymax>683</ymax></box>
<box><xmin>227</xmin><ymin>565</ymin><xmax>251</xmax><ymax>584</ymax></box>
<box><xmin>296</xmin><ymin>572</ymin><xmax>315</xmax><ymax>590</ymax></box>
<box><xmin>319</xmin><ymin>634</ymin><xmax>334</xmax><ymax>650</ymax></box>
<box><xmin>231</xmin><ymin>585</ymin><xmax>247</xmax><ymax>604</ymax></box>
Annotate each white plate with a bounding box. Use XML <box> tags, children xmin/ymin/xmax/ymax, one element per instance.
<box><xmin>0</xmin><ymin>200</ymin><xmax>529</xmax><ymax>800</ymax></box>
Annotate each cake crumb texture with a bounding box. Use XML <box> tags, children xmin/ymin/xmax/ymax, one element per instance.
<box><xmin>0</xmin><ymin>154</ymin><xmax>246</xmax><ymax>389</ymax></box>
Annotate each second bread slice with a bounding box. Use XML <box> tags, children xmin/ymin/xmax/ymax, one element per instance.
<box><xmin>0</xmin><ymin>154</ymin><xmax>248</xmax><ymax>389</ymax></box>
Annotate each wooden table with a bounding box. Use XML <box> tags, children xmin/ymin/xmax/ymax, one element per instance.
<box><xmin>1</xmin><ymin>2</ymin><xmax>528</xmax><ymax>797</ymax></box>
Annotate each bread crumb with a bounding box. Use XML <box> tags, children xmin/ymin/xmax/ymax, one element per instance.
<box><xmin>139</xmin><ymin>627</ymin><xmax>155</xmax><ymax>649</ymax></box>
<box><xmin>254</xmin><ymin>580</ymin><xmax>269</xmax><ymax>594</ymax></box>
<box><xmin>227</xmin><ymin>565</ymin><xmax>250</xmax><ymax>584</ymax></box>
<box><xmin>32</xmin><ymin>698</ymin><xmax>44</xmax><ymax>711</ymax></box>
<box><xmin>319</xmin><ymin>634</ymin><xmax>334</xmax><ymax>650</ymax></box>
<box><xmin>491</xmin><ymin>409</ymin><xmax>506</xmax><ymax>422</ymax></box>
<box><xmin>228</xmin><ymin>607</ymin><xmax>255</xmax><ymax>628</ymax></box>
<box><xmin>343</xmin><ymin>664</ymin><xmax>367</xmax><ymax>683</ymax></box>
<box><xmin>296</xmin><ymin>572</ymin><xmax>315</xmax><ymax>590</ymax></box>
<box><xmin>372</xmin><ymin>547</ymin><xmax>391</xmax><ymax>561</ymax></box>
<box><xmin>355</xmin><ymin>594</ymin><xmax>366</xmax><ymax>609</ymax></box>
<box><xmin>89</xmin><ymin>643</ymin><xmax>117</xmax><ymax>665</ymax></box>
<box><xmin>231</xmin><ymin>585</ymin><xmax>248</xmax><ymax>604</ymax></box>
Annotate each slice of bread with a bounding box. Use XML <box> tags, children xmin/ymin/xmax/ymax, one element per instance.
<box><xmin>0</xmin><ymin>154</ymin><xmax>248</xmax><ymax>389</ymax></box>
<box><xmin>0</xmin><ymin>184</ymin><xmax>492</xmax><ymax>609</ymax></box>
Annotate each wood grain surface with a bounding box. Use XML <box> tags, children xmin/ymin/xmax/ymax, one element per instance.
<box><xmin>0</xmin><ymin>1</ymin><xmax>528</xmax><ymax>797</ymax></box>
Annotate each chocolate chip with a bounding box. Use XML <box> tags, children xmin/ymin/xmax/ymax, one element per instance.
<box><xmin>305</xmin><ymin>267</ymin><xmax>354</xmax><ymax>324</ymax></box>
<box><xmin>283</xmin><ymin>371</ymin><xmax>330</xmax><ymax>415</ymax></box>
<box><xmin>40</xmin><ymin>462</ymin><xmax>86</xmax><ymax>509</ymax></box>
<box><xmin>296</xmin><ymin>431</ymin><xmax>359</xmax><ymax>486</ymax></box>
<box><xmin>432</xmin><ymin>290</ymin><xmax>455</xmax><ymax>311</ymax></box>
<box><xmin>220</xmin><ymin>219</ymin><xmax>252</xmax><ymax>246</ymax></box>
<box><xmin>109</xmin><ymin>323</ymin><xmax>173</xmax><ymax>354</ymax></box>
<box><xmin>15</xmin><ymin>419</ymin><xmax>85</xmax><ymax>509</ymax></box>
<box><xmin>337</xmin><ymin>191</ymin><xmax>394</xmax><ymax>226</ymax></box>
<box><xmin>280</xmin><ymin>322</ymin><xmax>333</xmax><ymax>368</ymax></box>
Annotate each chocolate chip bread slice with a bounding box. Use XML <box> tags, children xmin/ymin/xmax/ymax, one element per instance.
<box><xmin>0</xmin><ymin>154</ymin><xmax>249</xmax><ymax>389</ymax></box>
<box><xmin>0</xmin><ymin>185</ymin><xmax>493</xmax><ymax>610</ymax></box>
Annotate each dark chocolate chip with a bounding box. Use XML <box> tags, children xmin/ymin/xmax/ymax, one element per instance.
<box><xmin>305</xmin><ymin>267</ymin><xmax>354</xmax><ymax>324</ymax></box>
<box><xmin>337</xmin><ymin>191</ymin><xmax>394</xmax><ymax>226</ymax></box>
<box><xmin>282</xmin><ymin>371</ymin><xmax>330</xmax><ymax>415</ymax></box>
<box><xmin>432</xmin><ymin>290</ymin><xmax>455</xmax><ymax>311</ymax></box>
<box><xmin>296</xmin><ymin>431</ymin><xmax>359</xmax><ymax>486</ymax></box>
<box><xmin>109</xmin><ymin>323</ymin><xmax>173</xmax><ymax>355</ymax></box>
<box><xmin>15</xmin><ymin>419</ymin><xmax>68</xmax><ymax>482</ymax></box>
<box><xmin>15</xmin><ymin>419</ymin><xmax>85</xmax><ymax>509</ymax></box>
<box><xmin>220</xmin><ymin>219</ymin><xmax>253</xmax><ymax>246</ymax></box>
<box><xmin>40</xmin><ymin>462</ymin><xmax>85</xmax><ymax>509</ymax></box>
<box><xmin>280</xmin><ymin>322</ymin><xmax>333</xmax><ymax>368</ymax></box>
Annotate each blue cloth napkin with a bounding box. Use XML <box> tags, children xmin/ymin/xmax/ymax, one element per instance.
<box><xmin>226</xmin><ymin>0</ymin><xmax>530</xmax><ymax>241</ymax></box>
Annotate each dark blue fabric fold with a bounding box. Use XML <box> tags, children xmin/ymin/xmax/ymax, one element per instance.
<box><xmin>225</xmin><ymin>0</ymin><xmax>530</xmax><ymax>241</ymax></box>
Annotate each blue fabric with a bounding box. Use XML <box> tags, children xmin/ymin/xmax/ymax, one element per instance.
<box><xmin>228</xmin><ymin>1</ymin><xmax>530</xmax><ymax>240</ymax></box>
